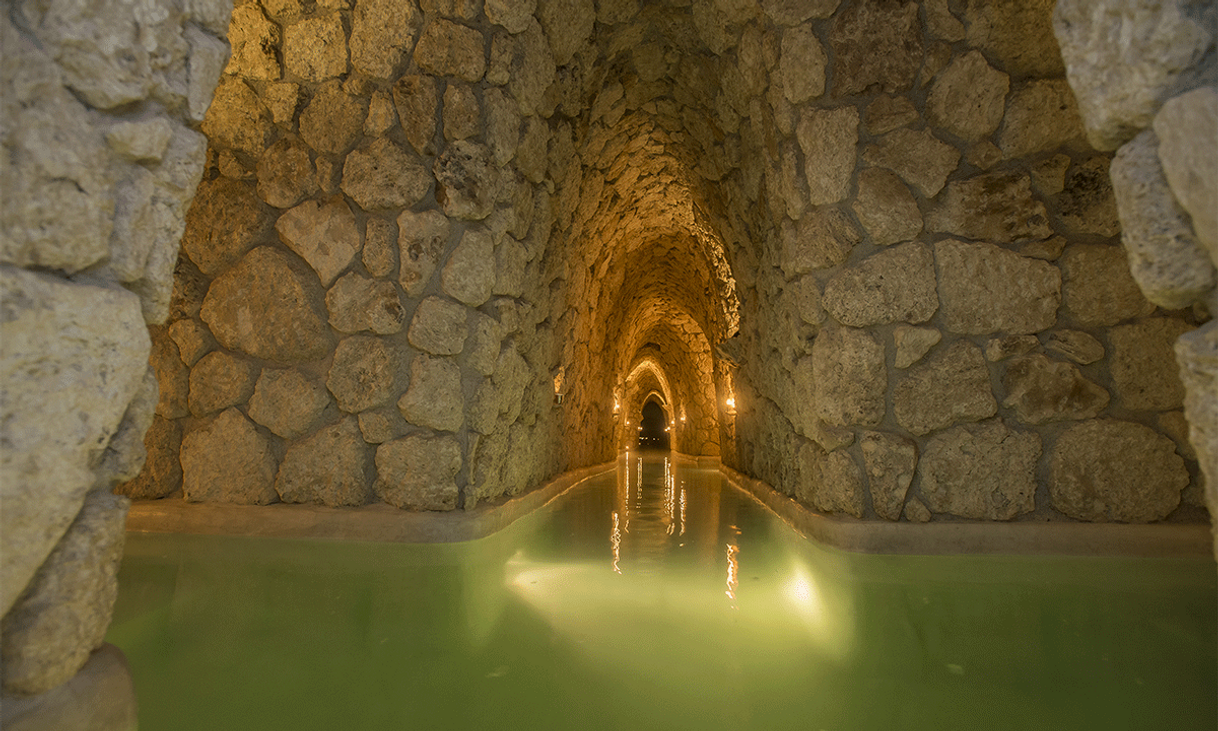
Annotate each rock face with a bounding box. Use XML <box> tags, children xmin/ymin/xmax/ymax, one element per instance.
<box><xmin>188</xmin><ymin>351</ymin><xmax>257</xmax><ymax>416</ymax></box>
<box><xmin>822</xmin><ymin>242</ymin><xmax>937</xmax><ymax>327</ymax></box>
<box><xmin>810</xmin><ymin>450</ymin><xmax>865</xmax><ymax>518</ymax></box>
<box><xmin>115</xmin><ymin>417</ymin><xmax>182</xmax><ymax>499</ymax></box>
<box><xmin>927</xmin><ymin>51</ymin><xmax>1009</xmax><ymax>142</ymax></box>
<box><xmin>398</xmin><ymin>210</ymin><xmax>452</xmax><ymax>297</ymax></box>
<box><xmin>1050</xmin><ymin>420</ymin><xmax>1188</xmax><ymax>522</ymax></box>
<box><xmin>179</xmin><ymin>178</ymin><xmax>269</xmax><ymax>276</ymax></box>
<box><xmin>1153</xmin><ymin>87</ymin><xmax>1218</xmax><ymax>257</ymax></box>
<box><xmin>1109</xmin><ymin>318</ymin><xmax>1191</xmax><ymax>411</ymax></box>
<box><xmin>327</xmin><ymin>336</ymin><xmax>402</xmax><ymax>413</ymax></box>
<box><xmin>276</xmin><ymin>417</ymin><xmax>372</xmax><ymax>507</ymax></box>
<box><xmin>408</xmin><ymin>296</ymin><xmax>469</xmax><ymax>355</ymax></box>
<box><xmin>180</xmin><ymin>409</ymin><xmax>278</xmax><ymax>504</ymax></box>
<box><xmin>812</xmin><ymin>326</ymin><xmax>886</xmax><ymax>427</ymax></box>
<box><xmin>935</xmin><ymin>239</ymin><xmax>1061</xmax><ymax>335</ymax></box>
<box><xmin>780</xmin><ymin>207</ymin><xmax>861</xmax><ymax>275</ymax></box>
<box><xmin>247</xmin><ymin>369</ymin><xmax>331</xmax><ymax>439</ymax></box>
<box><xmin>441</xmin><ymin>228</ymin><xmax>496</xmax><ymax>306</ymax></box>
<box><xmin>998</xmin><ymin>80</ymin><xmax>1088</xmax><ymax>159</ymax></box>
<box><xmin>860</xmin><ymin>431</ymin><xmax>918</xmax><ymax>521</ymax></box>
<box><xmin>375</xmin><ymin>434</ymin><xmax>463</xmax><ymax>510</ymax></box>
<box><xmin>341</xmin><ymin>138</ymin><xmax>433</xmax><ymax>212</ymax></box>
<box><xmin>796</xmin><ymin>106</ymin><xmax>858</xmax><ymax>205</ymax></box>
<box><xmin>927</xmin><ymin>173</ymin><xmax>1052</xmax><ymax>243</ymax></box>
<box><xmin>398</xmin><ymin>356</ymin><xmax>465</xmax><ymax>432</ymax></box>
<box><xmin>894</xmin><ymin>340</ymin><xmax>996</xmax><ymax>435</ymax></box>
<box><xmin>862</xmin><ymin>127</ymin><xmax>959</xmax><ymax>198</ymax></box>
<box><xmin>829</xmin><ymin>0</ymin><xmax>922</xmax><ymax>97</ymax></box>
<box><xmin>326</xmin><ymin>273</ymin><xmax>406</xmax><ymax>335</ymax></box>
<box><xmin>1060</xmin><ymin>244</ymin><xmax>1156</xmax><ymax>327</ymax></box>
<box><xmin>1002</xmin><ymin>354</ymin><xmax>1109</xmax><ymax>425</ymax></box>
<box><xmin>851</xmin><ymin>168</ymin><xmax>922</xmax><ymax>246</ymax></box>
<box><xmin>919</xmin><ymin>420</ymin><xmax>1041</xmax><ymax>520</ymax></box>
<box><xmin>434</xmin><ymin>141</ymin><xmax>500</xmax><ymax>220</ymax></box>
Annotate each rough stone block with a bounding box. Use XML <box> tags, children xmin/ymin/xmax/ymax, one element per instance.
<box><xmin>188</xmin><ymin>350</ymin><xmax>257</xmax><ymax>416</ymax></box>
<box><xmin>248</xmin><ymin>368</ymin><xmax>331</xmax><ymax>439</ymax></box>
<box><xmin>179</xmin><ymin>177</ymin><xmax>270</xmax><ymax>277</ymax></box>
<box><xmin>894</xmin><ymin>340</ymin><xmax>996</xmax><ymax>435</ymax></box>
<box><xmin>341</xmin><ymin>138</ymin><xmax>433</xmax><ymax>212</ymax></box>
<box><xmin>998</xmin><ymin>79</ymin><xmax>1088</xmax><ymax>159</ymax></box>
<box><xmin>392</xmin><ymin>75</ymin><xmax>440</xmax><ymax>156</ymax></box>
<box><xmin>919</xmin><ymin>420</ymin><xmax>1040</xmax><ymax>520</ymax></box>
<box><xmin>780</xmin><ymin>24</ymin><xmax>826</xmax><ymax>104</ymax></box>
<box><xmin>398</xmin><ymin>356</ymin><xmax>465</xmax><ymax>432</ymax></box>
<box><xmin>1002</xmin><ymin>353</ymin><xmax>1109</xmax><ymax>425</ymax></box>
<box><xmin>299</xmin><ymin>82</ymin><xmax>365</xmax><ymax>155</ymax></box>
<box><xmin>796</xmin><ymin>106</ymin><xmax>857</xmax><ymax>206</ymax></box>
<box><xmin>408</xmin><ymin>296</ymin><xmax>469</xmax><ymax>355</ymax></box>
<box><xmin>1060</xmin><ymin>243</ymin><xmax>1156</xmax><ymax>327</ymax></box>
<box><xmin>927</xmin><ymin>172</ymin><xmax>1052</xmax><ymax>243</ymax></box>
<box><xmin>862</xmin><ymin>127</ymin><xmax>959</xmax><ymax>199</ymax></box>
<box><xmin>398</xmin><ymin>210</ymin><xmax>452</xmax><ymax>297</ymax></box>
<box><xmin>822</xmin><ymin>242</ymin><xmax>937</xmax><ymax>327</ymax></box>
<box><xmin>1154</xmin><ymin>86</ymin><xmax>1218</xmax><ymax>258</ymax></box>
<box><xmin>276</xmin><ymin>417</ymin><xmax>372</xmax><ymax>507</ymax></box>
<box><xmin>326</xmin><ymin>273</ymin><xmax>406</xmax><ymax>335</ymax></box>
<box><xmin>779</xmin><ymin>206</ymin><xmax>860</xmax><ymax>276</ymax></box>
<box><xmin>1046</xmin><ymin>330</ymin><xmax>1105</xmax><ymax>365</ymax></box>
<box><xmin>851</xmin><ymin>167</ymin><xmax>922</xmax><ymax>246</ymax></box>
<box><xmin>350</xmin><ymin>0</ymin><xmax>421</xmax><ymax>79</ymax></box>
<box><xmin>375</xmin><ymin>434</ymin><xmax>462</xmax><ymax>510</ymax></box>
<box><xmin>829</xmin><ymin>0</ymin><xmax>922</xmax><ymax>97</ymax></box>
<box><xmin>860</xmin><ymin>431</ymin><xmax>918</xmax><ymax>521</ymax></box>
<box><xmin>934</xmin><ymin>239</ymin><xmax>1061</xmax><ymax>335</ymax></box>
<box><xmin>927</xmin><ymin>51</ymin><xmax>1009</xmax><ymax>142</ymax></box>
<box><xmin>434</xmin><ymin>141</ymin><xmax>500</xmax><ymax>220</ymax></box>
<box><xmin>115</xmin><ymin>416</ymin><xmax>182</xmax><ymax>500</ymax></box>
<box><xmin>812</xmin><ymin>325</ymin><xmax>886</xmax><ymax>428</ymax></box>
<box><xmin>893</xmin><ymin>325</ymin><xmax>941</xmax><ymax>369</ymax></box>
<box><xmin>414</xmin><ymin>19</ymin><xmax>486</xmax><ymax>81</ymax></box>
<box><xmin>327</xmin><ymin>336</ymin><xmax>402</xmax><ymax>413</ymax></box>
<box><xmin>181</xmin><ymin>408</ymin><xmax>278</xmax><ymax>504</ymax></box>
<box><xmin>283</xmin><ymin>15</ymin><xmax>348</xmax><ymax>81</ymax></box>
<box><xmin>1110</xmin><ymin>317</ymin><xmax>1192</xmax><ymax>411</ymax></box>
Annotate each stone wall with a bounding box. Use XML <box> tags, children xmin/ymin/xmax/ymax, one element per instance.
<box><xmin>1</xmin><ymin>0</ymin><xmax>229</xmax><ymax>715</ymax></box>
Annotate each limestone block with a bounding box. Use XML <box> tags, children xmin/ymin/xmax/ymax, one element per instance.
<box><xmin>1056</xmin><ymin>157</ymin><xmax>1121</xmax><ymax>237</ymax></box>
<box><xmin>927</xmin><ymin>51</ymin><xmax>1009</xmax><ymax>142</ymax></box>
<box><xmin>0</xmin><ymin>491</ymin><xmax>128</xmax><ymax>695</ymax></box>
<box><xmin>487</xmin><ymin>0</ymin><xmax>537</xmax><ymax>33</ymax></box>
<box><xmin>822</xmin><ymin>242</ymin><xmax>937</xmax><ymax>327</ymax></box>
<box><xmin>1046</xmin><ymin>330</ymin><xmax>1104</xmax><ymax>365</ymax></box>
<box><xmin>274</xmin><ymin>198</ymin><xmax>360</xmax><ymax>287</ymax></box>
<box><xmin>188</xmin><ymin>351</ymin><xmax>257</xmax><ymax>416</ymax></box>
<box><xmin>248</xmin><ymin>368</ymin><xmax>331</xmax><ymax>439</ymax></box>
<box><xmin>1052</xmin><ymin>0</ymin><xmax>1215</xmax><ymax>150</ymax></box>
<box><xmin>105</xmin><ymin>120</ymin><xmax>173</xmax><ymax>163</ymax></box>
<box><xmin>341</xmin><ymin>138</ymin><xmax>433</xmax><ymax>212</ymax></box>
<box><xmin>435</xmin><ymin>141</ymin><xmax>500</xmax><ymax>220</ymax></box>
<box><xmin>256</xmin><ymin>137</ymin><xmax>318</xmax><ymax>209</ymax></box>
<box><xmin>851</xmin><ymin>167</ymin><xmax>922</xmax><ymax>246</ymax></box>
<box><xmin>796</xmin><ymin>106</ymin><xmax>858</xmax><ymax>206</ymax></box>
<box><xmin>398</xmin><ymin>210</ymin><xmax>452</xmax><ymax>297</ymax></box>
<box><xmin>201</xmin><ymin>77</ymin><xmax>273</xmax><ymax>158</ymax></box>
<box><xmin>811</xmin><ymin>450</ymin><xmax>865</xmax><ymax>518</ymax></box>
<box><xmin>375</xmin><ymin>434</ymin><xmax>462</xmax><ymax>510</ymax></box>
<box><xmin>998</xmin><ymin>80</ymin><xmax>1088</xmax><ymax>160</ymax></box>
<box><xmin>1157</xmin><ymin>410</ymin><xmax>1196</xmax><ymax>461</ymax></box>
<box><xmin>919</xmin><ymin>420</ymin><xmax>1040</xmax><ymax>520</ymax></box>
<box><xmin>441</xmin><ymin>228</ymin><xmax>495</xmax><ymax>306</ymax></box>
<box><xmin>864</xmin><ymin>95</ymin><xmax>918</xmax><ymax>135</ymax></box>
<box><xmin>894</xmin><ymin>340</ymin><xmax>996</xmax><ymax>436</ymax></box>
<box><xmin>95</xmin><ymin>368</ymin><xmax>158</xmax><ymax>488</ymax></box>
<box><xmin>414</xmin><ymin>19</ymin><xmax>485</xmax><ymax>81</ymax></box>
<box><xmin>812</xmin><ymin>325</ymin><xmax>886</xmax><ymax>428</ymax></box>
<box><xmin>179</xmin><ymin>177</ymin><xmax>270</xmax><ymax>277</ymax></box>
<box><xmin>925</xmin><ymin>0</ymin><xmax>964</xmax><ymax>41</ymax></box>
<box><xmin>1110</xmin><ymin>129</ymin><xmax>1215</xmax><ymax>309</ymax></box>
<box><xmin>467</xmin><ymin>379</ymin><xmax>500</xmax><ymax>435</ymax></box>
<box><xmin>1002</xmin><ymin>354</ymin><xmax>1109</xmax><ymax>425</ymax></box>
<box><xmin>763</xmin><ymin>0</ymin><xmax>839</xmax><ymax>24</ymax></box>
<box><xmin>1060</xmin><ymin>243</ymin><xmax>1156</xmax><ymax>327</ymax></box>
<box><xmin>392</xmin><ymin>75</ymin><xmax>440</xmax><ymax>156</ymax></box>
<box><xmin>186</xmin><ymin>26</ymin><xmax>228</xmax><ymax>123</ymax></box>
<box><xmin>927</xmin><ymin>172</ymin><xmax>1052</xmax><ymax>244</ymax></box>
<box><xmin>506</xmin><ymin>20</ymin><xmax>556</xmax><ymax>116</ymax></box>
<box><xmin>467</xmin><ymin>313</ymin><xmax>503</xmax><ymax>377</ymax></box>
<box><xmin>486</xmin><ymin>89</ymin><xmax>521</xmax><ymax>166</ymax></box>
<box><xmin>364</xmin><ymin>91</ymin><xmax>398</xmax><ymax>137</ymax></box>
<box><xmin>494</xmin><ymin>237</ymin><xmax>528</xmax><ymax>297</ymax></box>
<box><xmin>964</xmin><ymin>0</ymin><xmax>1063</xmax><ymax>78</ymax></box>
<box><xmin>225</xmin><ymin>4</ymin><xmax>280</xmax><ymax>80</ymax></box>
<box><xmin>201</xmin><ymin>247</ymin><xmax>335</xmax><ymax>363</ymax></box>
<box><xmin>358</xmin><ymin>407</ymin><xmax>411</xmax><ymax>444</ymax></box>
<box><xmin>283</xmin><ymin>15</ymin><xmax>348</xmax><ymax>81</ymax></box>
<box><xmin>181</xmin><ymin>409</ymin><xmax>278</xmax><ymax>504</ymax></box>
<box><xmin>115</xmin><ymin>416</ymin><xmax>182</xmax><ymax>500</ymax></box>
<box><xmin>363</xmin><ymin>218</ymin><xmax>398</xmax><ymax>278</ymax></box>
<box><xmin>1155</xmin><ymin>86</ymin><xmax>1218</xmax><ymax>258</ymax></box>
<box><xmin>327</xmin><ymin>336</ymin><xmax>402</xmax><ymax>413</ymax></box>
<box><xmin>904</xmin><ymin>496</ymin><xmax>931</xmax><ymax>522</ymax></box>
<box><xmin>326</xmin><ymin>273</ymin><xmax>405</xmax><ymax>335</ymax></box>
<box><xmin>167</xmin><ymin>320</ymin><xmax>213</xmax><ymax>368</ymax></box>
<box><xmin>537</xmin><ymin>0</ymin><xmax>595</xmax><ymax>66</ymax></box>
<box><xmin>893</xmin><ymin>325</ymin><xmax>941</xmax><ymax>369</ymax></box>
<box><xmin>1174</xmin><ymin>322</ymin><xmax>1218</xmax><ymax>524</ymax></box>
<box><xmin>299</xmin><ymin>83</ymin><xmax>365</xmax><ymax>156</ymax></box>
<box><xmin>777</xmin><ymin>142</ymin><xmax>808</xmax><ymax>219</ymax></box>
<box><xmin>441</xmin><ymin>83</ymin><xmax>480</xmax><ymax>143</ymax></box>
<box><xmin>1110</xmin><ymin>317</ymin><xmax>1192</xmax><ymax>411</ymax></box>
<box><xmin>0</xmin><ymin>270</ymin><xmax>148</xmax><ymax>616</ymax></box>
<box><xmin>984</xmin><ymin>334</ymin><xmax>1039</xmax><ymax>363</ymax></box>
<box><xmin>935</xmin><ymin>239</ymin><xmax>1061</xmax><ymax>335</ymax></box>
<box><xmin>517</xmin><ymin>118</ymin><xmax>550</xmax><ymax>183</ymax></box>
<box><xmin>860</xmin><ymin>431</ymin><xmax>918</xmax><ymax>521</ymax></box>
<box><xmin>275</xmin><ymin>417</ymin><xmax>372</xmax><ymax>506</ymax></box>
<box><xmin>398</xmin><ymin>356</ymin><xmax>465</xmax><ymax>432</ymax></box>
<box><xmin>862</xmin><ymin>127</ymin><xmax>959</xmax><ymax>198</ymax></box>
<box><xmin>1020</xmin><ymin>236</ymin><xmax>1068</xmax><ymax>262</ymax></box>
<box><xmin>1050</xmin><ymin>419</ymin><xmax>1188</xmax><ymax>521</ymax></box>
<box><xmin>150</xmin><ymin>336</ymin><xmax>189</xmax><ymax>419</ymax></box>
<box><xmin>829</xmin><ymin>0</ymin><xmax>922</xmax><ymax>97</ymax></box>
<box><xmin>350</xmin><ymin>0</ymin><xmax>421</xmax><ymax>79</ymax></box>
<box><xmin>1031</xmin><ymin>154</ymin><xmax>1072</xmax><ymax>196</ymax></box>
<box><xmin>780</xmin><ymin>25</ymin><xmax>826</xmax><ymax>104</ymax></box>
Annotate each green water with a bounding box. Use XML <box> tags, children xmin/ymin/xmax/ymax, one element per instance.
<box><xmin>108</xmin><ymin>455</ymin><xmax>1217</xmax><ymax>731</ymax></box>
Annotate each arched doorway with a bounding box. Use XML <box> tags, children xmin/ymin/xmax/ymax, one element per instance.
<box><xmin>637</xmin><ymin>399</ymin><xmax>671</xmax><ymax>451</ymax></box>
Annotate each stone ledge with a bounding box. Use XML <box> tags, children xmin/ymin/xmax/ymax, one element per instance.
<box><xmin>0</xmin><ymin>644</ymin><xmax>137</xmax><ymax>731</ymax></box>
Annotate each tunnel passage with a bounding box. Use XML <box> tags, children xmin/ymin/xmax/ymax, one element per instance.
<box><xmin>637</xmin><ymin>399</ymin><xmax>671</xmax><ymax>450</ymax></box>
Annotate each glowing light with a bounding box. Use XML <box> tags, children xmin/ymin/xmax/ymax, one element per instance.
<box><xmin>725</xmin><ymin>543</ymin><xmax>739</xmax><ymax>608</ymax></box>
<box><xmin>726</xmin><ymin>397</ymin><xmax>736</xmax><ymax>410</ymax></box>
<box><xmin>610</xmin><ymin>511</ymin><xmax>622</xmax><ymax>574</ymax></box>
<box><xmin>678</xmin><ymin>487</ymin><xmax>687</xmax><ymax>536</ymax></box>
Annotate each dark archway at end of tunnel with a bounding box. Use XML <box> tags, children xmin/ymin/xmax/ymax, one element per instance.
<box><xmin>637</xmin><ymin>400</ymin><xmax>671</xmax><ymax>451</ymax></box>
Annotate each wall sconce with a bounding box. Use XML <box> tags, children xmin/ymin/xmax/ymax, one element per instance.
<box><xmin>725</xmin><ymin>396</ymin><xmax>736</xmax><ymax>416</ymax></box>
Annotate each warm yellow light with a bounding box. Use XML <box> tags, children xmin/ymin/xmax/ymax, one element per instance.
<box><xmin>726</xmin><ymin>396</ymin><xmax>736</xmax><ymax>410</ymax></box>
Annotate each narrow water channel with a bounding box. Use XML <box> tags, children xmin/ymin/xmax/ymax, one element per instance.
<box><xmin>108</xmin><ymin>453</ymin><xmax>1217</xmax><ymax>730</ymax></box>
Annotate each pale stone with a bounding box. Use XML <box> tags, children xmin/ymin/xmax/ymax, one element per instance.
<box><xmin>1174</xmin><ymin>323</ymin><xmax>1218</xmax><ymax>525</ymax></box>
<box><xmin>927</xmin><ymin>51</ymin><xmax>1009</xmax><ymax>142</ymax></box>
<box><xmin>434</xmin><ymin>141</ymin><xmax>500</xmax><ymax>220</ymax></box>
<box><xmin>779</xmin><ymin>207</ymin><xmax>861</xmax><ymax>276</ymax></box>
<box><xmin>150</xmin><ymin>336</ymin><xmax>189</xmax><ymax>418</ymax></box>
<box><xmin>829</xmin><ymin>0</ymin><xmax>922</xmax><ymax>97</ymax></box>
<box><xmin>1110</xmin><ymin>129</ymin><xmax>1216</xmax><ymax>309</ymax></box>
<box><xmin>225</xmin><ymin>4</ymin><xmax>280</xmax><ymax>81</ymax></box>
<box><xmin>179</xmin><ymin>177</ymin><xmax>270</xmax><ymax>276</ymax></box>
<box><xmin>116</xmin><ymin>416</ymin><xmax>182</xmax><ymax>499</ymax></box>
<box><xmin>812</xmin><ymin>325</ymin><xmax>886</xmax><ymax>428</ymax></box>
<box><xmin>466</xmin><ymin>313</ymin><xmax>503</xmax><ymax>377</ymax></box>
<box><xmin>1060</xmin><ymin>244</ymin><xmax>1156</xmax><ymax>327</ymax></box>
<box><xmin>894</xmin><ymin>340</ymin><xmax>996</xmax><ymax>435</ymax></box>
<box><xmin>852</xmin><ymin>167</ymin><xmax>922</xmax><ymax>245</ymax></box>
<box><xmin>327</xmin><ymin>336</ymin><xmax>402</xmax><ymax>413</ymax></box>
<box><xmin>168</xmin><ymin>319</ymin><xmax>214</xmax><ymax>366</ymax></box>
<box><xmin>792</xmin><ymin>277</ymin><xmax>824</xmax><ymax>326</ymax></box>
<box><xmin>1046</xmin><ymin>330</ymin><xmax>1105</xmax><ymax>365</ymax></box>
<box><xmin>506</xmin><ymin>20</ymin><xmax>556</xmax><ymax>116</ymax></box>
<box><xmin>862</xmin><ymin>127</ymin><xmax>959</xmax><ymax>198</ymax></box>
<box><xmin>275</xmin><ymin>198</ymin><xmax>360</xmax><ymax>286</ymax></box>
<box><xmin>780</xmin><ymin>25</ymin><xmax>826</xmax><ymax>104</ymax></box>
<box><xmin>201</xmin><ymin>79</ymin><xmax>272</xmax><ymax>158</ymax></box>
<box><xmin>181</xmin><ymin>408</ymin><xmax>278</xmax><ymax>504</ymax></box>
<box><xmin>494</xmin><ymin>236</ymin><xmax>528</xmax><ymax>297</ymax></box>
<box><xmin>350</xmin><ymin>0</ymin><xmax>421</xmax><ymax>79</ymax></box>
<box><xmin>0</xmin><ymin>270</ymin><xmax>148</xmax><ymax>616</ymax></box>
<box><xmin>860</xmin><ymin>431</ymin><xmax>918</xmax><ymax>521</ymax></box>
<box><xmin>1056</xmin><ymin>157</ymin><xmax>1121</xmax><ymax>237</ymax></box>
<box><xmin>399</xmin><ymin>356</ymin><xmax>465</xmax><ymax>431</ymax></box>
<box><xmin>1110</xmin><ymin>317</ymin><xmax>1192</xmax><ymax>411</ymax></box>
<box><xmin>442</xmin><ymin>83</ymin><xmax>480</xmax><ymax>143</ymax></box>
<box><xmin>1050</xmin><ymin>419</ymin><xmax>1188</xmax><ymax>521</ymax></box>
<box><xmin>811</xmin><ymin>450</ymin><xmax>865</xmax><ymax>518</ymax></box>
<box><xmin>248</xmin><ymin>369</ymin><xmax>331</xmax><ymax>439</ymax></box>
<box><xmin>358</xmin><ymin>407</ymin><xmax>411</xmax><ymax>444</ymax></box>
<box><xmin>486</xmin><ymin>88</ymin><xmax>521</xmax><ymax>166</ymax></box>
<box><xmin>96</xmin><ymin>368</ymin><xmax>157</xmax><ymax>487</ymax></box>
<box><xmin>998</xmin><ymin>80</ymin><xmax>1088</xmax><ymax>159</ymax></box>
<box><xmin>985</xmin><ymin>334</ymin><xmax>1040</xmax><ymax>363</ymax></box>
<box><xmin>263</xmin><ymin>82</ymin><xmax>300</xmax><ymax>127</ymax></box>
<box><xmin>935</xmin><ymin>239</ymin><xmax>1061</xmax><ymax>335</ymax></box>
<box><xmin>414</xmin><ymin>19</ymin><xmax>485</xmax><ymax>81</ymax></box>
<box><xmin>393</xmin><ymin>75</ymin><xmax>440</xmax><ymax>156</ymax></box>
<box><xmin>408</xmin><ymin>297</ymin><xmax>469</xmax><ymax>356</ymax></box>
<box><xmin>363</xmin><ymin>218</ymin><xmax>398</xmax><ymax>278</ymax></box>
<box><xmin>201</xmin><ymin>247</ymin><xmax>335</xmax><ymax>363</ymax></box>
<box><xmin>284</xmin><ymin>15</ymin><xmax>348</xmax><ymax>81</ymax></box>
<box><xmin>894</xmin><ymin>325</ymin><xmax>941</xmax><ymax>369</ymax></box>
<box><xmin>256</xmin><ymin>137</ymin><xmax>318</xmax><ymax>208</ymax></box>
<box><xmin>442</xmin><ymin>228</ymin><xmax>495</xmax><ymax>307</ymax></box>
<box><xmin>927</xmin><ymin>172</ymin><xmax>1052</xmax><ymax>243</ymax></box>
<box><xmin>919</xmin><ymin>420</ymin><xmax>1040</xmax><ymax>520</ymax></box>
<box><xmin>1158</xmin><ymin>411</ymin><xmax>1196</xmax><ymax>461</ymax></box>
<box><xmin>1031</xmin><ymin>154</ymin><xmax>1071</xmax><ymax>196</ymax></box>
<box><xmin>275</xmin><ymin>417</ymin><xmax>372</xmax><ymax>507</ymax></box>
<box><xmin>105</xmin><ymin>119</ymin><xmax>173</xmax><ymax>163</ymax></box>
<box><xmin>0</xmin><ymin>491</ymin><xmax>127</xmax><ymax>695</ymax></box>
<box><xmin>965</xmin><ymin>0</ymin><xmax>1064</xmax><ymax>78</ymax></box>
<box><xmin>186</xmin><ymin>26</ymin><xmax>229</xmax><ymax>122</ymax></box>
<box><xmin>904</xmin><ymin>496</ymin><xmax>931</xmax><ymax>522</ymax></box>
<box><xmin>1002</xmin><ymin>354</ymin><xmax>1109</xmax><ymax>425</ymax></box>
<box><xmin>299</xmin><ymin>82</ymin><xmax>365</xmax><ymax>155</ymax></box>
<box><xmin>796</xmin><ymin>106</ymin><xmax>858</xmax><ymax>206</ymax></box>
<box><xmin>341</xmin><ymin>138</ymin><xmax>433</xmax><ymax>212</ymax></box>
<box><xmin>823</xmin><ymin>242</ymin><xmax>937</xmax><ymax>327</ymax></box>
<box><xmin>536</xmin><ymin>0</ymin><xmax>595</xmax><ymax>66</ymax></box>
<box><xmin>326</xmin><ymin>273</ymin><xmax>406</xmax><ymax>335</ymax></box>
<box><xmin>864</xmin><ymin>95</ymin><xmax>918</xmax><ymax>135</ymax></box>
<box><xmin>364</xmin><ymin>91</ymin><xmax>398</xmax><ymax>137</ymax></box>
<box><xmin>398</xmin><ymin>210</ymin><xmax>452</xmax><ymax>297</ymax></box>
<box><xmin>375</xmin><ymin>434</ymin><xmax>462</xmax><ymax>510</ymax></box>
<box><xmin>1154</xmin><ymin>86</ymin><xmax>1218</xmax><ymax>257</ymax></box>
<box><xmin>188</xmin><ymin>351</ymin><xmax>257</xmax><ymax>416</ymax></box>
<box><xmin>486</xmin><ymin>0</ymin><xmax>537</xmax><ymax>33</ymax></box>
<box><xmin>1052</xmin><ymin>0</ymin><xmax>1215</xmax><ymax>150</ymax></box>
